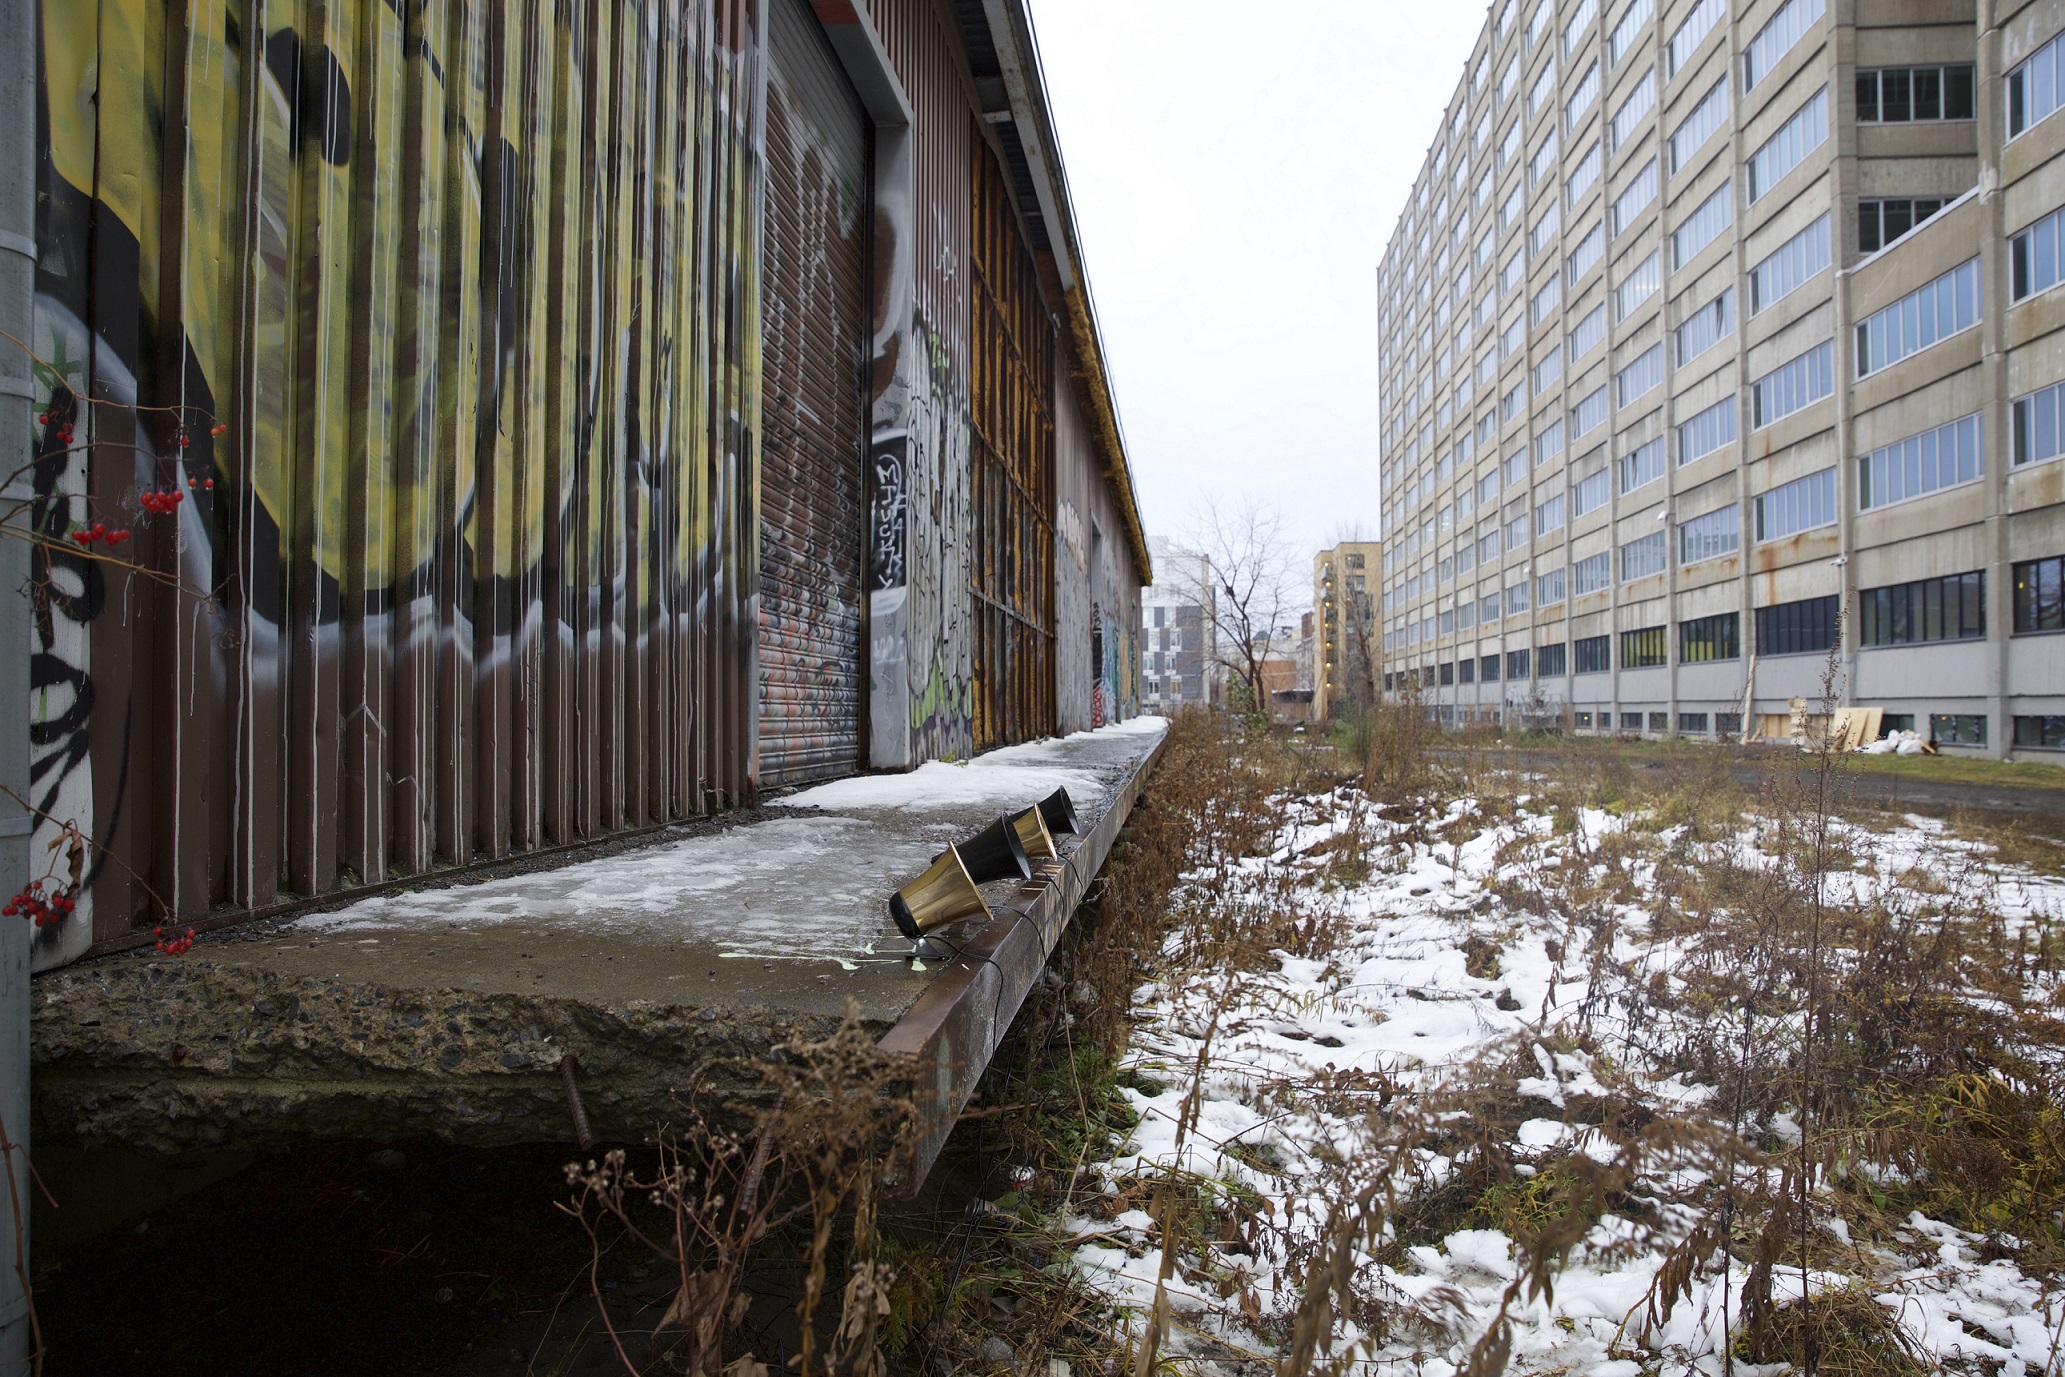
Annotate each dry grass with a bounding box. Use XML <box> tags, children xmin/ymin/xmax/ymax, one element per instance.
<box><xmin>560</xmin><ymin>696</ymin><xmax>2065</xmax><ymax>1376</ymax></box>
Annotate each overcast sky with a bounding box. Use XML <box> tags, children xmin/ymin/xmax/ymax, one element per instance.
<box><xmin>1030</xmin><ymin>0</ymin><xmax>1489</xmax><ymax>600</ymax></box>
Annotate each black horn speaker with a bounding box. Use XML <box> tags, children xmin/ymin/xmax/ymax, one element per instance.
<box><xmin>1035</xmin><ymin>787</ymin><xmax>1080</xmax><ymax>836</ymax></box>
<box><xmin>953</xmin><ymin>815</ymin><xmax>1033</xmax><ymax>884</ymax></box>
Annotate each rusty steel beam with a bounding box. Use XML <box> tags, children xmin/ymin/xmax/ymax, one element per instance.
<box><xmin>879</xmin><ymin>729</ymin><xmax>1164</xmax><ymax>1186</ymax></box>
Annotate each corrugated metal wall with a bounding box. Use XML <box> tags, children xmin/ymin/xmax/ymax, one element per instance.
<box><xmin>1054</xmin><ymin>356</ymin><xmax>1142</xmax><ymax>735</ymax></box>
<box><xmin>969</xmin><ymin>137</ymin><xmax>1054</xmax><ymax>749</ymax></box>
<box><xmin>28</xmin><ymin>0</ymin><xmax>764</xmax><ymax>965</ymax></box>
<box><xmin>759</xmin><ymin>0</ymin><xmax>870</xmax><ymax>785</ymax></box>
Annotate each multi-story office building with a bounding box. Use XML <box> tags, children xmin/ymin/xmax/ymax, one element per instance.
<box><xmin>1313</xmin><ymin>542</ymin><xmax>1383</xmax><ymax>720</ymax></box>
<box><xmin>1376</xmin><ymin>0</ymin><xmax>2065</xmax><ymax>757</ymax></box>
<box><xmin>1141</xmin><ymin>540</ymin><xmax>1217</xmax><ymax>712</ymax></box>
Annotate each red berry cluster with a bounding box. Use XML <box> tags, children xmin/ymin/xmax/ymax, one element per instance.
<box><xmin>153</xmin><ymin>926</ymin><xmax>196</xmax><ymax>955</ymax></box>
<box><xmin>4</xmin><ymin>879</ymin><xmax>77</xmax><ymax>929</ymax></box>
<box><xmin>70</xmin><ymin>522</ymin><xmax>131</xmax><ymax>547</ymax></box>
<box><xmin>36</xmin><ymin>412</ymin><xmax>76</xmax><ymax>448</ymax></box>
<box><xmin>139</xmin><ymin>488</ymin><xmax>186</xmax><ymax>515</ymax></box>
<box><xmin>185</xmin><ymin>475</ymin><xmax>215</xmax><ymax>491</ymax></box>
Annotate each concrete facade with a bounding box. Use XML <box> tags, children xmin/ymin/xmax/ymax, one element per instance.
<box><xmin>1140</xmin><ymin>540</ymin><xmax>1216</xmax><ymax>712</ymax></box>
<box><xmin>1377</xmin><ymin>0</ymin><xmax>2065</xmax><ymax>757</ymax></box>
<box><xmin>1313</xmin><ymin>542</ymin><xmax>1383</xmax><ymax>721</ymax></box>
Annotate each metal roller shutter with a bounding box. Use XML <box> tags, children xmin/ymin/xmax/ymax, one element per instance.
<box><xmin>758</xmin><ymin>0</ymin><xmax>872</xmax><ymax>786</ymax></box>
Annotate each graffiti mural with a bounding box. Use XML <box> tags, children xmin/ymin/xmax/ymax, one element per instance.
<box><xmin>899</xmin><ymin>324</ymin><xmax>974</xmax><ymax>765</ymax></box>
<box><xmin>27</xmin><ymin>0</ymin><xmax>766</xmax><ymax>966</ymax></box>
<box><xmin>864</xmin><ymin>118</ymin><xmax>972</xmax><ymax>768</ymax></box>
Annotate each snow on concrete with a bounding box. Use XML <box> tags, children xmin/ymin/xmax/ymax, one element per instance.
<box><xmin>773</xmin><ymin>716</ymin><xmax>1167</xmax><ymax>814</ymax></box>
<box><xmin>291</xmin><ymin>717</ymin><xmax>1169</xmax><ymax>957</ymax></box>
<box><xmin>294</xmin><ymin>815</ymin><xmax>905</xmax><ymax>954</ymax></box>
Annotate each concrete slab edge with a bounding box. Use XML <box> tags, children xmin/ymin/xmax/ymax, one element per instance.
<box><xmin>878</xmin><ymin>730</ymin><xmax>1167</xmax><ymax>1186</ymax></box>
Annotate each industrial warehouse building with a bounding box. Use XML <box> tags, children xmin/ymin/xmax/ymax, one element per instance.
<box><xmin>19</xmin><ymin>0</ymin><xmax>1147</xmax><ymax>970</ymax></box>
<box><xmin>1376</xmin><ymin>0</ymin><xmax>2065</xmax><ymax>757</ymax></box>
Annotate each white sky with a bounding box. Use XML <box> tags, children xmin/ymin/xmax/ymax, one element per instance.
<box><xmin>1030</xmin><ymin>0</ymin><xmax>1489</xmax><ymax>594</ymax></box>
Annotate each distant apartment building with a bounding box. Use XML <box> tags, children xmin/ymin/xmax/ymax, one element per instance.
<box><xmin>1142</xmin><ymin>540</ymin><xmax>1216</xmax><ymax>711</ymax></box>
<box><xmin>1313</xmin><ymin>542</ymin><xmax>1383</xmax><ymax>720</ymax></box>
<box><xmin>1376</xmin><ymin>0</ymin><xmax>2065</xmax><ymax>757</ymax></box>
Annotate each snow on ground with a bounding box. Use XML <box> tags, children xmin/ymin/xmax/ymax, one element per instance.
<box><xmin>1064</xmin><ymin>785</ymin><xmax>2065</xmax><ymax>1374</ymax></box>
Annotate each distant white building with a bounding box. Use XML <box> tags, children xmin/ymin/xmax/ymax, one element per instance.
<box><xmin>1141</xmin><ymin>538</ymin><xmax>1217</xmax><ymax>711</ymax></box>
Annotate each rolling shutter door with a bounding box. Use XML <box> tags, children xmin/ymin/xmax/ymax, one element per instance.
<box><xmin>758</xmin><ymin>0</ymin><xmax>871</xmax><ymax>786</ymax></box>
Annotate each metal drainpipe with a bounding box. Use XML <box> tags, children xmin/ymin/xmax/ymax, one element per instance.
<box><xmin>0</xmin><ymin>0</ymin><xmax>34</xmax><ymax>1366</ymax></box>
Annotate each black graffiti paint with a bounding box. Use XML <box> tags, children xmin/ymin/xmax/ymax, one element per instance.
<box><xmin>868</xmin><ymin>436</ymin><xmax>906</xmax><ymax>592</ymax></box>
<box><xmin>263</xmin><ymin>27</ymin><xmax>354</xmax><ymax>167</ymax></box>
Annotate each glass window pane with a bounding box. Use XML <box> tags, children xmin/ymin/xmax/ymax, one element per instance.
<box><xmin>1947</xmin><ymin>64</ymin><xmax>1974</xmax><ymax>119</ymax></box>
<box><xmin>1914</xmin><ymin>66</ymin><xmax>1941</xmax><ymax>120</ymax></box>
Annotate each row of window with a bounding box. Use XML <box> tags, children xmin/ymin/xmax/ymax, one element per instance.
<box><xmin>1421</xmin><ymin>698</ymin><xmax>2056</xmax><ymax>751</ymax></box>
<box><xmin>1401</xmin><ymin>190</ymin><xmax>2055</xmax><ymax>452</ymax></box>
<box><xmin>1390</xmin><ymin>557</ymin><xmax>2065</xmax><ymax>665</ymax></box>
<box><xmin>1387</xmin><ymin>33</ymin><xmax>2065</xmax><ymax>407</ymax></box>
<box><xmin>1395</xmin><ymin>364</ymin><xmax>2061</xmax><ymax>564</ymax></box>
<box><xmin>1379</xmin><ymin>7</ymin><xmax>2065</xmax><ymax>502</ymax></box>
<box><xmin>1383</xmin><ymin>0</ymin><xmax>2065</xmax><ymax>357</ymax></box>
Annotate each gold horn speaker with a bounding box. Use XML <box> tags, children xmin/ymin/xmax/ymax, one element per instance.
<box><xmin>1009</xmin><ymin>805</ymin><xmax>1057</xmax><ymax>861</ymax></box>
<box><xmin>955</xmin><ymin>815</ymin><xmax>1032</xmax><ymax>884</ymax></box>
<box><xmin>889</xmin><ymin>846</ymin><xmax>989</xmax><ymax>941</ymax></box>
<box><xmin>1035</xmin><ymin>787</ymin><xmax>1080</xmax><ymax>836</ymax></box>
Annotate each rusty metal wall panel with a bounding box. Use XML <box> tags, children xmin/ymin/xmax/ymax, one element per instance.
<box><xmin>1052</xmin><ymin>365</ymin><xmax>1097</xmax><ymax>736</ymax></box>
<box><xmin>969</xmin><ymin>136</ymin><xmax>1054</xmax><ymax>750</ymax></box>
<box><xmin>1053</xmin><ymin>353</ymin><xmax>1146</xmax><ymax>733</ymax></box>
<box><xmin>25</xmin><ymin>0</ymin><xmax>765</xmax><ymax>967</ymax></box>
<box><xmin>758</xmin><ymin>0</ymin><xmax>869</xmax><ymax>787</ymax></box>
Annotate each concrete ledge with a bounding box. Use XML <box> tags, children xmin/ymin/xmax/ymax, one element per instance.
<box><xmin>31</xmin><ymin>721</ymin><xmax>1168</xmax><ymax>1157</ymax></box>
<box><xmin>880</xmin><ymin>730</ymin><xmax>1165</xmax><ymax>1182</ymax></box>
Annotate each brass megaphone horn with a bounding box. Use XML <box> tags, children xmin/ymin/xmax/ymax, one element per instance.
<box><xmin>955</xmin><ymin>814</ymin><xmax>1033</xmax><ymax>884</ymax></box>
<box><xmin>889</xmin><ymin>846</ymin><xmax>990</xmax><ymax>941</ymax></box>
<box><xmin>1008</xmin><ymin>805</ymin><xmax>1058</xmax><ymax>861</ymax></box>
<box><xmin>1035</xmin><ymin>787</ymin><xmax>1080</xmax><ymax>836</ymax></box>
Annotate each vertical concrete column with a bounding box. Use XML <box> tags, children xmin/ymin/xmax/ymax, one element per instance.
<box><xmin>865</xmin><ymin>121</ymin><xmax>917</xmax><ymax>770</ymax></box>
<box><xmin>1830</xmin><ymin>7</ymin><xmax>1862</xmax><ymax>714</ymax></box>
<box><xmin>0</xmin><ymin>0</ymin><xmax>35</xmax><ymax>1361</ymax></box>
<box><xmin>1976</xmin><ymin>0</ymin><xmax>2011</xmax><ymax>757</ymax></box>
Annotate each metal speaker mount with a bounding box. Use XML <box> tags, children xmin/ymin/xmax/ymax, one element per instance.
<box><xmin>1009</xmin><ymin>805</ymin><xmax>1057</xmax><ymax>861</ymax></box>
<box><xmin>952</xmin><ymin>814</ymin><xmax>1033</xmax><ymax>885</ymax></box>
<box><xmin>1035</xmin><ymin>787</ymin><xmax>1080</xmax><ymax>836</ymax></box>
<box><xmin>889</xmin><ymin>846</ymin><xmax>990</xmax><ymax>941</ymax></box>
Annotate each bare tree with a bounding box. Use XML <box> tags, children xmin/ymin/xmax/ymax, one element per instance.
<box><xmin>1173</xmin><ymin>497</ymin><xmax>1300</xmax><ymax>720</ymax></box>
